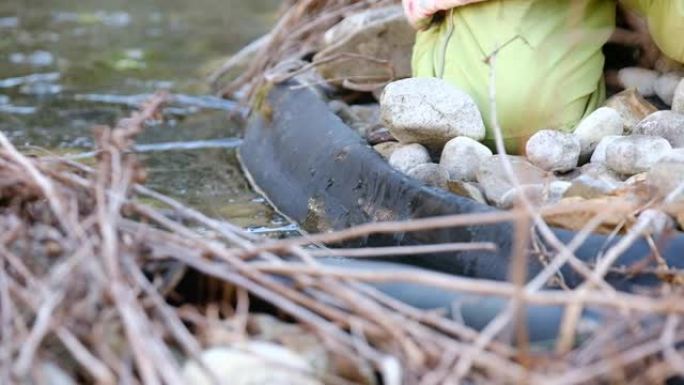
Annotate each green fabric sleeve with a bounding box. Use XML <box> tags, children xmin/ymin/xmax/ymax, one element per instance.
<box><xmin>621</xmin><ymin>0</ymin><xmax>684</xmax><ymax>62</ymax></box>
<box><xmin>412</xmin><ymin>0</ymin><xmax>615</xmax><ymax>153</ymax></box>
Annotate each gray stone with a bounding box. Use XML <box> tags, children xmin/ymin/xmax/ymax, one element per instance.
<box><xmin>182</xmin><ymin>344</ymin><xmax>321</xmax><ymax>385</ymax></box>
<box><xmin>590</xmin><ymin>135</ymin><xmax>623</xmax><ymax>164</ymax></box>
<box><xmin>573</xmin><ymin>107</ymin><xmax>624</xmax><ymax>159</ymax></box>
<box><xmin>655</xmin><ymin>72</ymin><xmax>683</xmax><ymax>106</ymax></box>
<box><xmin>34</xmin><ymin>362</ymin><xmax>76</xmax><ymax>385</ymax></box>
<box><xmin>447</xmin><ymin>180</ymin><xmax>487</xmax><ymax>204</ymax></box>
<box><xmin>381</xmin><ymin>77</ymin><xmax>486</xmax><ymax>147</ymax></box>
<box><xmin>618</xmin><ymin>67</ymin><xmax>659</xmax><ymax>97</ymax></box>
<box><xmin>633</xmin><ymin>111</ymin><xmax>684</xmax><ymax>148</ymax></box>
<box><xmin>564</xmin><ymin>174</ymin><xmax>622</xmax><ymax>199</ymax></box>
<box><xmin>314</xmin><ymin>5</ymin><xmax>414</xmax><ymax>90</ymax></box>
<box><xmin>647</xmin><ymin>148</ymin><xmax>684</xmax><ymax>199</ymax></box>
<box><xmin>604</xmin><ymin>89</ymin><xmax>658</xmax><ymax>133</ymax></box>
<box><xmin>407</xmin><ymin>163</ymin><xmax>449</xmax><ymax>189</ymax></box>
<box><xmin>439</xmin><ymin>136</ymin><xmax>493</xmax><ymax>181</ymax></box>
<box><xmin>673</xmin><ymin>79</ymin><xmax>684</xmax><ymax>114</ymax></box>
<box><xmin>388</xmin><ymin>143</ymin><xmax>430</xmax><ymax>173</ymax></box>
<box><xmin>476</xmin><ymin>155</ymin><xmax>548</xmax><ymax>206</ymax></box>
<box><xmin>525</xmin><ymin>130</ymin><xmax>580</xmax><ymax>172</ymax></box>
<box><xmin>373</xmin><ymin>141</ymin><xmax>401</xmax><ymax>159</ymax></box>
<box><xmin>605</xmin><ymin>135</ymin><xmax>672</xmax><ymax>175</ymax></box>
<box><xmin>499</xmin><ymin>181</ymin><xmax>571</xmax><ymax>209</ymax></box>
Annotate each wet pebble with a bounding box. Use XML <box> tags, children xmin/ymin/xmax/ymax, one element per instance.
<box><xmin>573</xmin><ymin>107</ymin><xmax>623</xmax><ymax>159</ymax></box>
<box><xmin>617</xmin><ymin>67</ymin><xmax>659</xmax><ymax>97</ymax></box>
<box><xmin>406</xmin><ymin>163</ymin><xmax>449</xmax><ymax>189</ymax></box>
<box><xmin>381</xmin><ymin>77</ymin><xmax>485</xmax><ymax>147</ymax></box>
<box><xmin>633</xmin><ymin>111</ymin><xmax>684</xmax><ymax>148</ymax></box>
<box><xmin>388</xmin><ymin>143</ymin><xmax>430</xmax><ymax>173</ymax></box>
<box><xmin>605</xmin><ymin>135</ymin><xmax>672</xmax><ymax>175</ymax></box>
<box><xmin>439</xmin><ymin>136</ymin><xmax>492</xmax><ymax>181</ymax></box>
<box><xmin>525</xmin><ymin>130</ymin><xmax>580</xmax><ymax>172</ymax></box>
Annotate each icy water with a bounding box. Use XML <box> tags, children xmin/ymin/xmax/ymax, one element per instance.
<box><xmin>0</xmin><ymin>0</ymin><xmax>289</xmax><ymax>229</ymax></box>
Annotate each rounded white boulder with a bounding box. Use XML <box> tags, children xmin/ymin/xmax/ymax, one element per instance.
<box><xmin>525</xmin><ymin>130</ymin><xmax>581</xmax><ymax>172</ymax></box>
<box><xmin>573</xmin><ymin>107</ymin><xmax>624</xmax><ymax>159</ymax></box>
<box><xmin>605</xmin><ymin>135</ymin><xmax>672</xmax><ymax>175</ymax></box>
<box><xmin>439</xmin><ymin>136</ymin><xmax>493</xmax><ymax>181</ymax></box>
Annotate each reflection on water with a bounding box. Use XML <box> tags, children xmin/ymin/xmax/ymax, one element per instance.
<box><xmin>0</xmin><ymin>0</ymin><xmax>293</xmax><ymax>229</ymax></box>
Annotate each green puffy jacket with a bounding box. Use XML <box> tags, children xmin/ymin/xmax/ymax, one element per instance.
<box><xmin>412</xmin><ymin>0</ymin><xmax>683</xmax><ymax>152</ymax></box>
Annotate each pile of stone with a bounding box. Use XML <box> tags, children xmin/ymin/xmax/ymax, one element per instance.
<box><xmin>336</xmin><ymin>74</ymin><xmax>684</xmax><ymax>231</ymax></box>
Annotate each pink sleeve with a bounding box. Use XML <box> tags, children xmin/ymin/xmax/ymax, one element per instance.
<box><xmin>402</xmin><ymin>0</ymin><xmax>491</xmax><ymax>30</ymax></box>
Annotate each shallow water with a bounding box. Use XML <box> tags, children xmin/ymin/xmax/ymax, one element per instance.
<box><xmin>0</xmin><ymin>0</ymin><xmax>292</xmax><ymax>230</ymax></box>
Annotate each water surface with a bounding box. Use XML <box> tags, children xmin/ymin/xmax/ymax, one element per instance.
<box><xmin>0</xmin><ymin>0</ymin><xmax>289</xmax><ymax>229</ymax></box>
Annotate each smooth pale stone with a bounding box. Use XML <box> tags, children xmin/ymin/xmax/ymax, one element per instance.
<box><xmin>604</xmin><ymin>89</ymin><xmax>658</xmax><ymax>133</ymax></box>
<box><xmin>499</xmin><ymin>181</ymin><xmax>571</xmax><ymax>209</ymax></box>
<box><xmin>381</xmin><ymin>77</ymin><xmax>485</xmax><ymax>147</ymax></box>
<box><xmin>617</xmin><ymin>67</ymin><xmax>659</xmax><ymax>97</ymax></box>
<box><xmin>439</xmin><ymin>136</ymin><xmax>493</xmax><ymax>181</ymax></box>
<box><xmin>647</xmin><ymin>148</ymin><xmax>684</xmax><ymax>199</ymax></box>
<box><xmin>633</xmin><ymin>111</ymin><xmax>684</xmax><ymax>148</ymax></box>
<box><xmin>34</xmin><ymin>362</ymin><xmax>76</xmax><ymax>385</ymax></box>
<box><xmin>655</xmin><ymin>72</ymin><xmax>683</xmax><ymax>106</ymax></box>
<box><xmin>525</xmin><ymin>130</ymin><xmax>581</xmax><ymax>172</ymax></box>
<box><xmin>605</xmin><ymin>135</ymin><xmax>672</xmax><ymax>175</ymax></box>
<box><xmin>564</xmin><ymin>164</ymin><xmax>624</xmax><ymax>199</ymax></box>
<box><xmin>447</xmin><ymin>180</ymin><xmax>487</xmax><ymax>203</ymax></box>
<box><xmin>673</xmin><ymin>79</ymin><xmax>684</xmax><ymax>114</ymax></box>
<box><xmin>182</xmin><ymin>344</ymin><xmax>321</xmax><ymax>385</ymax></box>
<box><xmin>476</xmin><ymin>155</ymin><xmax>548</xmax><ymax>206</ymax></box>
<box><xmin>406</xmin><ymin>163</ymin><xmax>449</xmax><ymax>189</ymax></box>
<box><xmin>573</xmin><ymin>107</ymin><xmax>624</xmax><ymax>159</ymax></box>
<box><xmin>373</xmin><ymin>141</ymin><xmax>401</xmax><ymax>159</ymax></box>
<box><xmin>590</xmin><ymin>135</ymin><xmax>623</xmax><ymax>164</ymax></box>
<box><xmin>388</xmin><ymin>143</ymin><xmax>430</xmax><ymax>173</ymax></box>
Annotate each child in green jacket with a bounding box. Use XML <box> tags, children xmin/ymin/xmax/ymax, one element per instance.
<box><xmin>404</xmin><ymin>0</ymin><xmax>684</xmax><ymax>152</ymax></box>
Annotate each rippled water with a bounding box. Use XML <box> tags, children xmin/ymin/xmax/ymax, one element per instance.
<box><xmin>0</xmin><ymin>0</ymin><xmax>292</xmax><ymax>230</ymax></box>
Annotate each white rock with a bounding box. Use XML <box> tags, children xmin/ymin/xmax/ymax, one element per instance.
<box><xmin>573</xmin><ymin>107</ymin><xmax>624</xmax><ymax>159</ymax></box>
<box><xmin>476</xmin><ymin>155</ymin><xmax>548</xmax><ymax>206</ymax></box>
<box><xmin>406</xmin><ymin>163</ymin><xmax>449</xmax><ymax>189</ymax></box>
<box><xmin>525</xmin><ymin>130</ymin><xmax>580</xmax><ymax>172</ymax></box>
<box><xmin>617</xmin><ymin>67</ymin><xmax>659</xmax><ymax>97</ymax></box>
<box><xmin>381</xmin><ymin>78</ymin><xmax>485</xmax><ymax>147</ymax></box>
<box><xmin>647</xmin><ymin>148</ymin><xmax>684</xmax><ymax>199</ymax></box>
<box><xmin>182</xmin><ymin>343</ymin><xmax>321</xmax><ymax>385</ymax></box>
<box><xmin>388</xmin><ymin>143</ymin><xmax>431</xmax><ymax>173</ymax></box>
<box><xmin>655</xmin><ymin>72</ymin><xmax>683</xmax><ymax>106</ymax></box>
<box><xmin>633</xmin><ymin>111</ymin><xmax>684</xmax><ymax>148</ymax></box>
<box><xmin>673</xmin><ymin>79</ymin><xmax>684</xmax><ymax>114</ymax></box>
<box><xmin>590</xmin><ymin>135</ymin><xmax>623</xmax><ymax>164</ymax></box>
<box><xmin>439</xmin><ymin>137</ymin><xmax>493</xmax><ymax>181</ymax></box>
<box><xmin>605</xmin><ymin>135</ymin><xmax>672</xmax><ymax>175</ymax></box>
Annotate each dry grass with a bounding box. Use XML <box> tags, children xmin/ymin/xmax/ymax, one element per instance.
<box><xmin>2</xmin><ymin>1</ymin><xmax>684</xmax><ymax>384</ymax></box>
